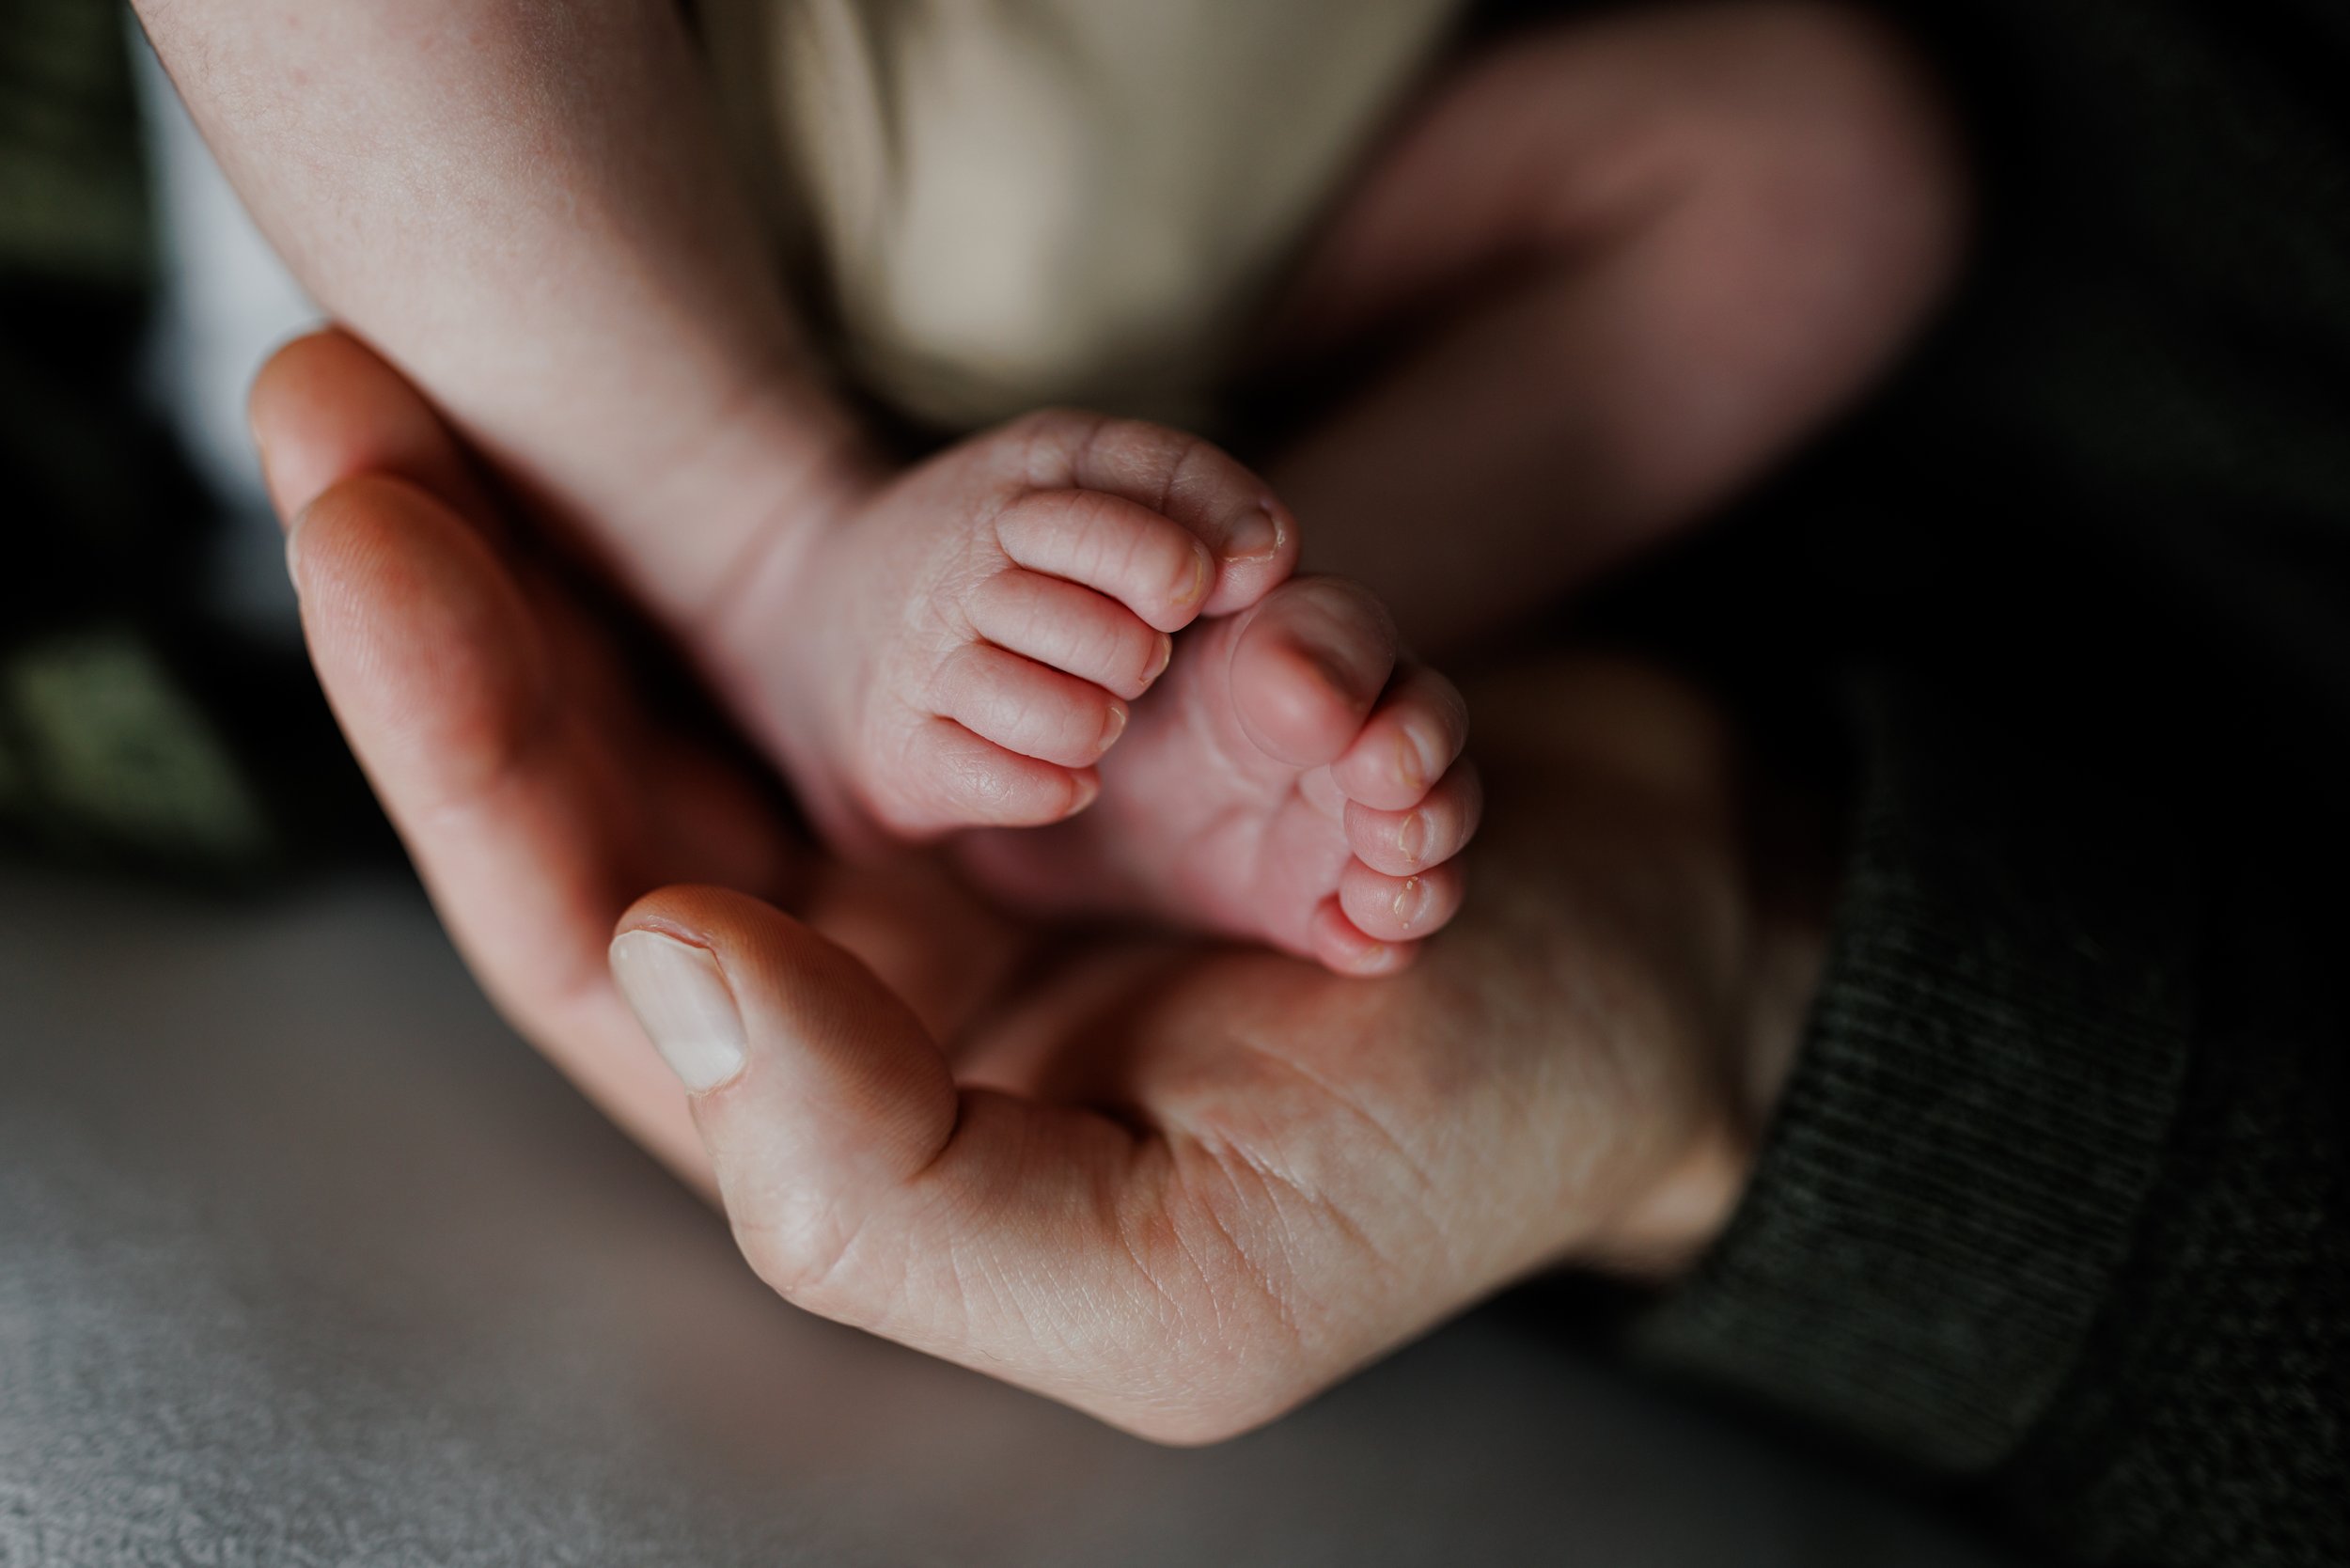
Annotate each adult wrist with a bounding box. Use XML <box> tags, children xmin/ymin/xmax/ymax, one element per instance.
<box><xmin>1505</xmin><ymin>656</ymin><xmax>1836</xmax><ymax>1282</ymax></box>
<box><xmin>1587</xmin><ymin>886</ymin><xmax>1829</xmax><ymax>1280</ymax></box>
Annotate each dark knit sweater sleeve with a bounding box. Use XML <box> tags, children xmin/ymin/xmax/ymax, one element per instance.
<box><xmin>1637</xmin><ymin>674</ymin><xmax>2192</xmax><ymax>1468</ymax></box>
<box><xmin>1635</xmin><ymin>671</ymin><xmax>2350</xmax><ymax>1566</ymax></box>
<box><xmin>1623</xmin><ymin>0</ymin><xmax>2350</xmax><ymax>1557</ymax></box>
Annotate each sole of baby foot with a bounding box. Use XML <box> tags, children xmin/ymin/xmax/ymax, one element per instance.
<box><xmin>956</xmin><ymin>576</ymin><xmax>1479</xmax><ymax>974</ymax></box>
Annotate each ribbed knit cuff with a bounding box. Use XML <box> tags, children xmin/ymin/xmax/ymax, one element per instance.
<box><xmin>1635</xmin><ymin>673</ymin><xmax>2195</xmax><ymax>1474</ymax></box>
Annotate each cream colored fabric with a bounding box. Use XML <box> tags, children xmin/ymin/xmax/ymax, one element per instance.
<box><xmin>704</xmin><ymin>0</ymin><xmax>1465</xmax><ymax>430</ymax></box>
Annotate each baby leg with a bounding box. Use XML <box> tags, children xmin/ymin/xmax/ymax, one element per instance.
<box><xmin>136</xmin><ymin>0</ymin><xmax>867</xmax><ymax>624</ymax></box>
<box><xmin>1268</xmin><ymin>1</ymin><xmax>1968</xmax><ymax>650</ymax></box>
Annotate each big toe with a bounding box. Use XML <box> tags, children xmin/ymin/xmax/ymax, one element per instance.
<box><xmin>1228</xmin><ymin>577</ymin><xmax>1400</xmax><ymax>770</ymax></box>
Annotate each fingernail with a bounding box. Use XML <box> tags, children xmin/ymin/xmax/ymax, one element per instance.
<box><xmin>610</xmin><ymin>930</ymin><xmax>748</xmax><ymax>1093</ymax></box>
<box><xmin>1391</xmin><ymin>876</ymin><xmax>1428</xmax><ymax>929</ymax></box>
<box><xmin>1224</xmin><ymin>502</ymin><xmax>1283</xmax><ymax>563</ymax></box>
<box><xmin>283</xmin><ymin>510</ymin><xmax>309</xmax><ymax>588</ymax></box>
<box><xmin>250</xmin><ymin>424</ymin><xmax>278</xmax><ymax>509</ymax></box>
<box><xmin>1100</xmin><ymin>701</ymin><xmax>1130</xmax><ymax>750</ymax></box>
<box><xmin>1396</xmin><ymin>811</ymin><xmax>1427</xmax><ymax>869</ymax></box>
<box><xmin>1146</xmin><ymin>633</ymin><xmax>1174</xmax><ymax>684</ymax></box>
<box><xmin>1069</xmin><ymin>772</ymin><xmax>1102</xmax><ymax>814</ymax></box>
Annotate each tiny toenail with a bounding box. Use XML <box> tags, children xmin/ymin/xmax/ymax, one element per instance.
<box><xmin>1183</xmin><ymin>549</ymin><xmax>1212</xmax><ymax>606</ymax></box>
<box><xmin>1355</xmin><ymin>943</ymin><xmax>1393</xmax><ymax>974</ymax></box>
<box><xmin>1224</xmin><ymin>502</ymin><xmax>1282</xmax><ymax>563</ymax></box>
<box><xmin>1397</xmin><ymin>812</ymin><xmax>1427</xmax><ymax>868</ymax></box>
<box><xmin>1069</xmin><ymin>772</ymin><xmax>1102</xmax><ymax>813</ymax></box>
<box><xmin>1147</xmin><ymin>633</ymin><xmax>1174</xmax><ymax>683</ymax></box>
<box><xmin>1396</xmin><ymin>734</ymin><xmax>1429</xmax><ymax>793</ymax></box>
<box><xmin>1101</xmin><ymin>702</ymin><xmax>1130</xmax><ymax>750</ymax></box>
<box><xmin>1391</xmin><ymin>877</ymin><xmax>1427</xmax><ymax>928</ymax></box>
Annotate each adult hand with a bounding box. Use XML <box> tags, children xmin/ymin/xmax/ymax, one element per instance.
<box><xmin>254</xmin><ymin>330</ymin><xmax>1822</xmax><ymax>1440</ymax></box>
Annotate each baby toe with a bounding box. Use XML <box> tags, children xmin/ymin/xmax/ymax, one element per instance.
<box><xmin>1338</xmin><ymin>858</ymin><xmax>1465</xmax><ymax>946</ymax></box>
<box><xmin>1307</xmin><ymin>896</ymin><xmax>1419</xmax><ymax>978</ymax></box>
<box><xmin>1330</xmin><ymin>662</ymin><xmax>1469</xmax><ymax>813</ymax></box>
<box><xmin>877</xmin><ymin>719</ymin><xmax>1101</xmax><ymax>836</ymax></box>
<box><xmin>1344</xmin><ymin>763</ymin><xmax>1483</xmax><ymax>877</ymax></box>
<box><xmin>966</xmin><ymin>570</ymin><xmax>1173</xmax><ymax>700</ymax></box>
<box><xmin>993</xmin><ymin>489</ymin><xmax>1214</xmax><ymax>634</ymax></box>
<box><xmin>1230</xmin><ymin>578</ymin><xmax>1399</xmax><ymax>770</ymax></box>
<box><xmin>932</xmin><ymin>642</ymin><xmax>1130</xmax><ymax>769</ymax></box>
<box><xmin>1198</xmin><ymin>497</ymin><xmax>1299</xmax><ymax>617</ymax></box>
<box><xmin>1018</xmin><ymin>411</ymin><xmax>1301</xmax><ymax>616</ymax></box>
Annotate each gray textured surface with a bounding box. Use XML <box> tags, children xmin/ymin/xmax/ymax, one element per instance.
<box><xmin>0</xmin><ymin>869</ymin><xmax>2009</xmax><ymax>1565</ymax></box>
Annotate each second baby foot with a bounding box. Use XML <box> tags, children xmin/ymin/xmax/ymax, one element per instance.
<box><xmin>958</xmin><ymin>577</ymin><xmax>1480</xmax><ymax>974</ymax></box>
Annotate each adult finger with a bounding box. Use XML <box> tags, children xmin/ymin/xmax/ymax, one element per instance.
<box><xmin>289</xmin><ymin>469</ymin><xmax>710</xmax><ymax>1182</ymax></box>
<box><xmin>251</xmin><ymin>328</ymin><xmax>506</xmax><ymax>534</ymax></box>
<box><xmin>260</xmin><ymin>336</ymin><xmax>705</xmax><ymax>1173</ymax></box>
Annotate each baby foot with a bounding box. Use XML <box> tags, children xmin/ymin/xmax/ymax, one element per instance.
<box><xmin>959</xmin><ymin>577</ymin><xmax>1480</xmax><ymax>974</ymax></box>
<box><xmin>732</xmin><ymin>410</ymin><xmax>1300</xmax><ymax>852</ymax></box>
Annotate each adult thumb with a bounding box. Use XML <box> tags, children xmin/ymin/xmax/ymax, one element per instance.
<box><xmin>606</xmin><ymin>885</ymin><xmax>1303</xmax><ymax>1443</ymax></box>
<box><xmin>608</xmin><ymin>886</ymin><xmax>962</xmax><ymax>1287</ymax></box>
